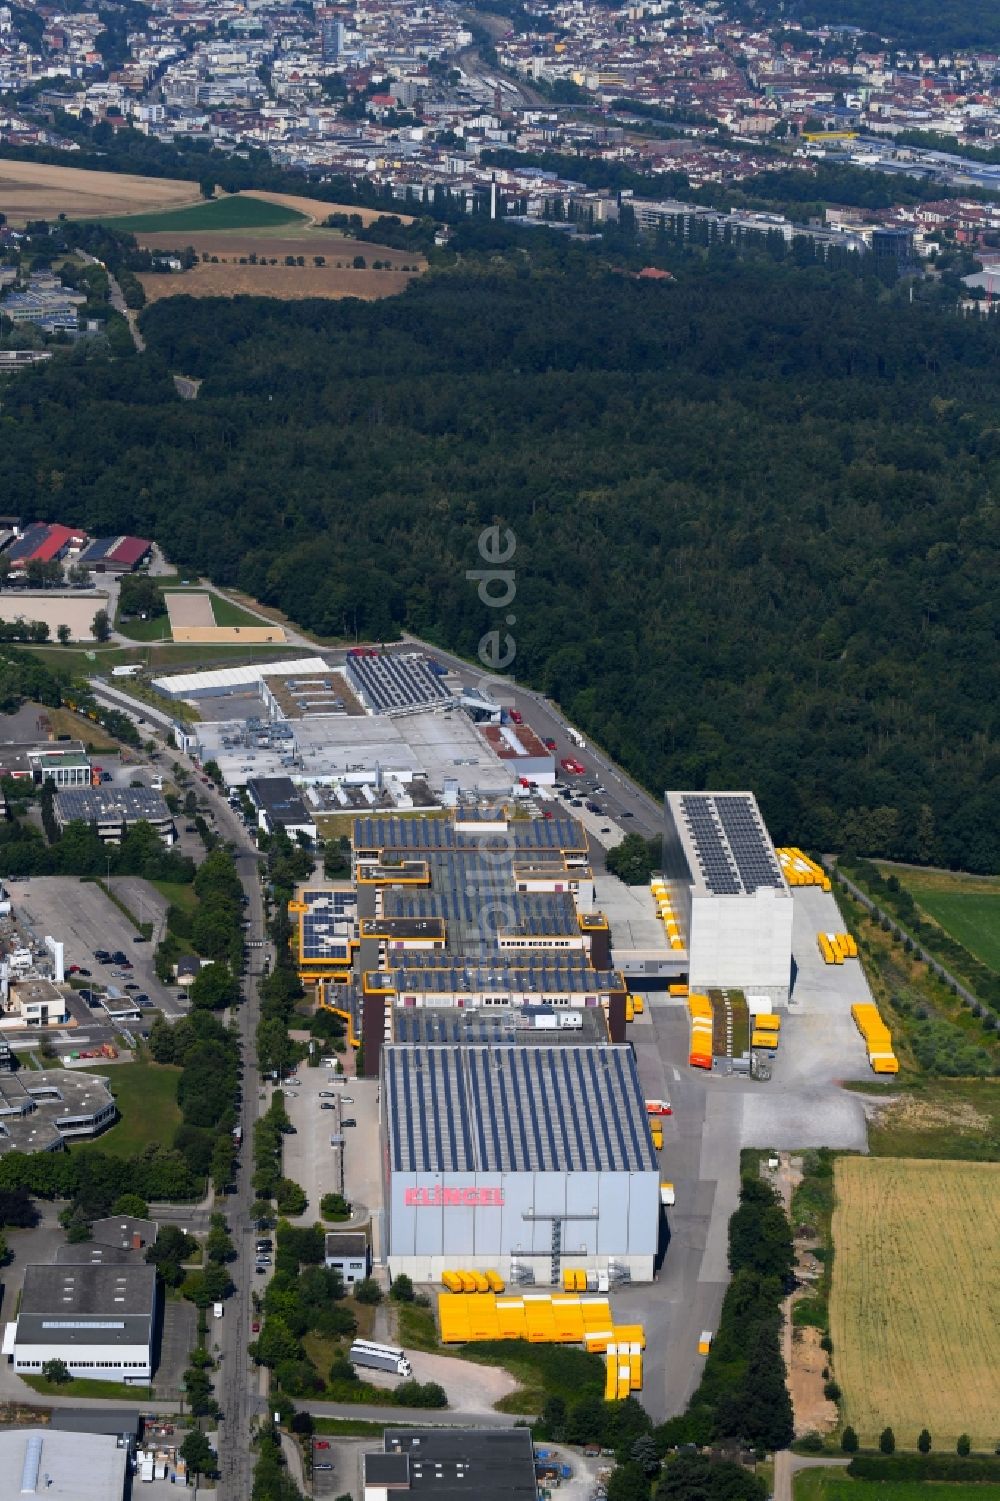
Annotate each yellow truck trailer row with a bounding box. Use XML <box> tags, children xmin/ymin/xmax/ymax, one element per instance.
<box><xmin>441</xmin><ymin>1269</ymin><xmax>505</xmax><ymax>1293</ymax></box>
<box><xmin>438</xmin><ymin>1290</ymin><xmax>646</xmax><ymax>1351</ymax></box>
<box><xmin>604</xmin><ymin>1341</ymin><xmax>643</xmax><ymax>1398</ymax></box>
<box><xmin>776</xmin><ymin>848</ymin><xmax>831</xmax><ymax>890</ymax></box>
<box><xmin>650</xmin><ymin>879</ymin><xmax>685</xmax><ymax>950</ymax></box>
<box><xmin>817</xmin><ymin>931</ymin><xmax>859</xmax><ymax>965</ymax></box>
<box><xmin>851</xmin><ymin>1001</ymin><xmax>899</xmax><ymax>1073</ymax></box>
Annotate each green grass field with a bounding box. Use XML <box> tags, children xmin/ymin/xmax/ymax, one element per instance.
<box><xmin>151</xmin><ymin>879</ymin><xmax>198</xmax><ymax>913</ymax></box>
<box><xmin>72</xmin><ymin>1060</ymin><xmax>182</xmax><ymax>1158</ymax></box>
<box><xmin>459</xmin><ymin>1340</ymin><xmax>605</xmax><ymax>1415</ymax></box>
<box><xmin>848</xmin><ymin>1078</ymin><xmax>1000</xmax><ymax>1161</ymax></box>
<box><xmin>101</xmin><ymin>194</ymin><xmax>305</xmax><ymax>232</ymax></box>
<box><xmin>21</xmin><ymin>1373</ymin><xmax>154</xmax><ymax>1401</ymax></box>
<box><xmin>793</xmin><ymin>1468</ymin><xmax>1000</xmax><ymax>1501</ymax></box>
<box><xmin>903</xmin><ymin>882</ymin><xmax>1000</xmax><ymax>972</ymax></box>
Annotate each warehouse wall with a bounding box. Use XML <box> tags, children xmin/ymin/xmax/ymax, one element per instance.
<box><xmin>386</xmin><ymin>1169</ymin><xmax>659</xmax><ymax>1283</ymax></box>
<box><xmin>688</xmin><ymin>885</ymin><xmax>793</xmax><ymax>999</ymax></box>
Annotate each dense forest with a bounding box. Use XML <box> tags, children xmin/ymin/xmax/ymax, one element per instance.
<box><xmin>1</xmin><ymin>236</ymin><xmax>998</xmax><ymax>870</ymax></box>
<box><xmin>740</xmin><ymin>0</ymin><xmax>1000</xmax><ymax>51</ymax></box>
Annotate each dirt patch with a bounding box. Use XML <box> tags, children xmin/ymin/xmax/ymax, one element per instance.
<box><xmin>866</xmin><ymin>1093</ymin><xmax>990</xmax><ymax>1133</ymax></box>
<box><xmin>788</xmin><ymin>1320</ymin><xmax>838</xmax><ymax>1436</ymax></box>
<box><xmin>165</xmin><ymin>592</ymin><xmax>214</xmax><ymax>629</ymax></box>
<box><xmin>139</xmin><ymin>263</ymin><xmax>419</xmax><ymax>303</ymax></box>
<box><xmin>0</xmin><ymin>161</ymin><xmax>198</xmax><ymax>224</ymax></box>
<box><xmin>0</xmin><ymin>590</ymin><xmax>110</xmax><ymax>642</ymax></box>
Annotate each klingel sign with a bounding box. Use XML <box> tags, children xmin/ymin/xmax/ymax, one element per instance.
<box><xmin>404</xmin><ymin>1186</ymin><xmax>505</xmax><ymax>1208</ymax></box>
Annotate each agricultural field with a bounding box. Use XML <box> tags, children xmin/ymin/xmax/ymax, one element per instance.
<box><xmin>830</xmin><ymin>1157</ymin><xmax>1000</xmax><ymax>1448</ymax></box>
<box><xmin>0</xmin><ymin>160</ymin><xmax>198</xmax><ymax>223</ymax></box>
<box><xmin>880</xmin><ymin>865</ymin><xmax>1000</xmax><ymax>974</ymax></box>
<box><xmin>794</xmin><ymin>1472</ymin><xmax>1000</xmax><ymax>1501</ymax></box>
<box><xmin>101</xmin><ymin>192</ymin><xmax>305</xmax><ymax>233</ymax></box>
<box><xmin>139</xmin><ymin>261</ymin><xmax>420</xmax><ymax>304</ymax></box>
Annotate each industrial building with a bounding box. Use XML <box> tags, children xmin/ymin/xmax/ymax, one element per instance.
<box><xmin>246</xmin><ymin>776</ymin><xmax>318</xmax><ymax>841</ymax></box>
<box><xmin>324</xmin><ymin>1230</ymin><xmax>371</xmax><ymax>1285</ymax></box>
<box><xmin>304</xmin><ymin>808</ymin><xmax>622</xmax><ymax>1073</ymax></box>
<box><xmin>662</xmin><ymin>791</ymin><xmax>793</xmax><ymax>1004</ymax></box>
<box><xmin>7</xmin><ymin>1262</ymin><xmax>158</xmax><ymax>1382</ymax></box>
<box><xmin>0</xmin><ymin>1429</ymin><xmax>128</xmax><ymax>1501</ymax></box>
<box><xmin>54</xmin><ymin>786</ymin><xmax>176</xmax><ymax>845</ymax></box>
<box><xmin>75</xmin><ymin>535</ymin><xmax>152</xmax><ymax>573</ymax></box>
<box><xmin>382</xmin><ymin>1043</ymin><xmax>660</xmax><ymax>1284</ymax></box>
<box><xmin>0</xmin><ymin>1070</ymin><xmax>115</xmax><ymax>1155</ymax></box>
<box><xmin>362</xmin><ymin>1429</ymin><xmax>536</xmax><ymax>1501</ymax></box>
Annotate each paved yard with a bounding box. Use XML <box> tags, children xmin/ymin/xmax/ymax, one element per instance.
<box><xmin>278</xmin><ymin>1070</ymin><xmax>382</xmax><ymax>1238</ymax></box>
<box><xmin>156</xmin><ymin>1296</ymin><xmax>197</xmax><ymax>1397</ymax></box>
<box><xmin>343</xmin><ymin>1349</ymin><xmax>518</xmax><ymax>1414</ymax></box>
<box><xmin>15</xmin><ymin>875</ymin><xmax>183</xmax><ymax>1020</ymax></box>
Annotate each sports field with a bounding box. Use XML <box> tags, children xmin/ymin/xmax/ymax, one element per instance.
<box><xmin>830</xmin><ymin>1157</ymin><xmax>1000</xmax><ymax>1447</ymax></box>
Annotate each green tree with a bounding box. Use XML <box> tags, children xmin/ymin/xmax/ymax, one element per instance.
<box><xmin>180</xmin><ymin>1430</ymin><xmax>216</xmax><ymax>1479</ymax></box>
<box><xmin>91</xmin><ymin>609</ymin><xmax>111</xmax><ymax>642</ymax></box>
<box><xmin>841</xmin><ymin>1427</ymin><xmax>859</xmax><ymax>1453</ymax></box>
<box><xmin>206</xmin><ymin>1213</ymin><xmax>236</xmax><ymax>1264</ymax></box>
<box><xmin>111</xmin><ymin>1192</ymin><xmax>149</xmax><ymax>1218</ymax></box>
<box><xmin>606</xmin><ymin>1463</ymin><xmax>650</xmax><ymax>1501</ymax></box>
<box><xmin>42</xmin><ymin>1358</ymin><xmax>71</xmax><ymax>1384</ymax></box>
<box><xmin>631</xmin><ymin>1436</ymin><xmax>661</xmax><ymax>1477</ymax></box>
<box><xmin>319</xmin><ymin>1191</ymin><xmax>351</xmax><ymax>1220</ymax></box>
<box><xmin>57</xmin><ymin>624</ymin><xmax>71</xmax><ymax>645</ymax></box>
<box><xmin>190</xmin><ymin>961</ymin><xmax>238</xmax><ymax>1011</ymax></box>
<box><xmin>275</xmin><ymin>1179</ymin><xmax>307</xmax><ymax>1215</ymax></box>
<box><xmin>390</xmin><ymin>1273</ymin><xmax>415</xmax><ymax>1303</ymax></box>
<box><xmin>354</xmin><ymin>1277</ymin><xmax>382</xmax><ymax>1305</ymax></box>
<box><xmin>918</xmin><ymin>1429</ymin><xmax>932</xmax><ymax>1454</ymax></box>
<box><xmin>957</xmin><ymin>1435</ymin><xmax>971</xmax><ymax>1457</ymax></box>
<box><xmin>880</xmin><ymin>1428</ymin><xmax>896</xmax><ymax>1455</ymax></box>
<box><xmin>541</xmin><ymin>1394</ymin><xmax>567</xmax><ymax>1440</ymax></box>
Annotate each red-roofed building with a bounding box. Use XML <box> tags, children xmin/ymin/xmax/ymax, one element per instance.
<box><xmin>5</xmin><ymin>522</ymin><xmax>87</xmax><ymax>567</ymax></box>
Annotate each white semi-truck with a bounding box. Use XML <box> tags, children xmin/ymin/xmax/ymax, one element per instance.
<box><xmin>349</xmin><ymin>1340</ymin><xmax>412</xmax><ymax>1376</ymax></box>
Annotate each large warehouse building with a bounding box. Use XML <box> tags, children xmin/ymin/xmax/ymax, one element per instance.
<box><xmin>382</xmin><ymin>1043</ymin><xmax>660</xmax><ymax>1284</ymax></box>
<box><xmin>662</xmin><ymin>790</ymin><xmax>793</xmax><ymax>1004</ymax></box>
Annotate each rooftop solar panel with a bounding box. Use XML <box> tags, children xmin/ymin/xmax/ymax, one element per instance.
<box><xmin>678</xmin><ymin>792</ymin><xmax>785</xmax><ymax>895</ymax></box>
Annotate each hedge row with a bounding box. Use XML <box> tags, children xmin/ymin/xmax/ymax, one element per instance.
<box><xmin>848</xmin><ymin>1455</ymin><xmax>1000</xmax><ymax>1481</ymax></box>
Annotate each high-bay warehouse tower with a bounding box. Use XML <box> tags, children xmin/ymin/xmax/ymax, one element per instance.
<box><xmin>662</xmin><ymin>791</ymin><xmax>793</xmax><ymax>1004</ymax></box>
<box><xmin>381</xmin><ymin>1043</ymin><xmax>660</xmax><ymax>1284</ymax></box>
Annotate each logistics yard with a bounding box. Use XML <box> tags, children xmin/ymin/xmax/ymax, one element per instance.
<box><xmin>830</xmin><ymin>1157</ymin><xmax>1000</xmax><ymax>1449</ymax></box>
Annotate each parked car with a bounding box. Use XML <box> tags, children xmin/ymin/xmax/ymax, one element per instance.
<box><xmin>544</xmin><ymin>737</ymin><xmax>557</xmax><ymax>750</ymax></box>
<box><xmin>67</xmin><ymin>964</ymin><xmax>81</xmax><ymax>975</ymax></box>
<box><xmin>600</xmin><ymin>826</ymin><xmax>611</xmax><ymax>833</ymax></box>
<box><xmin>314</xmin><ymin>1441</ymin><xmax>330</xmax><ymax>1450</ymax></box>
<box><xmin>342</xmin><ymin>1118</ymin><xmax>357</xmax><ymax>1127</ymax></box>
<box><xmin>509</xmin><ymin>710</ymin><xmax>522</xmax><ymax>724</ymax></box>
<box><xmin>340</xmin><ymin>1096</ymin><xmax>354</xmax><ymax>1105</ymax></box>
<box><xmin>320</xmin><ymin>1103</ymin><xmax>336</xmax><ymax>1110</ymax></box>
<box><xmin>316</xmin><ymin>1464</ymin><xmax>333</xmax><ymax>1471</ymax></box>
<box><xmin>284</xmin><ymin>1077</ymin><xmax>301</xmax><ymax>1086</ymax></box>
<box><xmin>318</xmin><ymin>1091</ymin><xmax>337</xmax><ymax>1099</ymax></box>
<box><xmin>124</xmin><ymin>983</ymin><xmax>140</xmax><ymax>992</ymax></box>
<box><xmin>252</xmin><ymin>1320</ymin><xmax>260</xmax><ymax>1333</ymax></box>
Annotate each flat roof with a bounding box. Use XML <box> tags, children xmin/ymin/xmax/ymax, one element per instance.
<box><xmin>392</xmin><ymin>1006</ymin><xmax>609</xmax><ymax>1047</ymax></box>
<box><xmin>0</xmin><ymin>1429</ymin><xmax>128</xmax><ymax>1501</ymax></box>
<box><xmin>324</xmin><ymin>1231</ymin><xmax>368</xmax><ymax>1257</ymax></box>
<box><xmin>385</xmin><ymin>1044</ymin><xmax>657</xmax><ymax>1175</ymax></box>
<box><xmin>383</xmin><ymin>884</ymin><xmax>580</xmax><ymax>940</ymax></box>
<box><xmin>479</xmin><ymin>721</ymin><xmax>552</xmax><ymax>760</ymax></box>
<box><xmin>247</xmin><ymin>775</ymin><xmax>314</xmax><ymax>826</ymax></box>
<box><xmin>55</xmin><ymin>787</ymin><xmax>171</xmax><ymax>823</ymax></box>
<box><xmin>354</xmin><ymin>814</ymin><xmax>587</xmax><ymax>855</ymax></box>
<box><xmin>667</xmin><ymin>790</ymin><xmax>787</xmax><ymax>898</ymax></box>
<box><xmin>370</xmin><ymin>1426</ymin><xmax>536</xmax><ymax>1501</ymax></box>
<box><xmin>370</xmin><ymin>955</ymin><xmax>621</xmax><ymax>992</ymax></box>
<box><xmin>17</xmin><ymin>1262</ymin><xmax>155</xmax><ymax>1347</ymax></box>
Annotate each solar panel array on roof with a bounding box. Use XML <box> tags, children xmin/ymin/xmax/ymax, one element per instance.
<box><xmin>386</xmin><ymin>1045</ymin><xmax>656</xmax><ymax>1175</ymax></box>
<box><xmin>346</xmin><ymin>653</ymin><xmax>453</xmax><ymax>715</ymax></box>
<box><xmin>300</xmin><ymin>889</ymin><xmax>357</xmax><ymax>961</ymax></box>
<box><xmin>374</xmin><ymin>956</ymin><xmax>617</xmax><ymax>993</ymax></box>
<box><xmin>354</xmin><ymin>816</ymin><xmax>586</xmax><ymax>855</ymax></box>
<box><xmin>679</xmin><ymin>793</ymin><xmax>784</xmax><ymax>896</ymax></box>
<box><xmin>383</xmin><ymin>887</ymin><xmax>579</xmax><ymax>937</ymax></box>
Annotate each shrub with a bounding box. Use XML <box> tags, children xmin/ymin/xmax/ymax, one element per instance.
<box><xmin>848</xmin><ymin>1456</ymin><xmax>1000</xmax><ymax>1482</ymax></box>
<box><xmin>823</xmin><ymin>1380</ymin><xmax>841</xmax><ymax>1401</ymax></box>
<box><xmin>918</xmin><ymin>1430</ymin><xmax>931</xmax><ymax>1454</ymax></box>
<box><xmin>880</xmin><ymin>1427</ymin><xmax>896</xmax><ymax>1454</ymax></box>
<box><xmin>958</xmin><ymin>1435</ymin><xmax>971</xmax><ymax>1457</ymax></box>
<box><xmin>354</xmin><ymin>1277</ymin><xmax>382</xmax><ymax>1305</ymax></box>
<box><xmin>841</xmin><ymin>1427</ymin><xmax>858</xmax><ymax>1454</ymax></box>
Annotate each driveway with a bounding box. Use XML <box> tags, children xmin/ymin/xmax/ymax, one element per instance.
<box><xmin>340</xmin><ymin>1349</ymin><xmax>518</xmax><ymax>1414</ymax></box>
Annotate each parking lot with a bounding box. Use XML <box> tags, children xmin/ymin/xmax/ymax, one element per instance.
<box><xmin>276</xmin><ymin>1068</ymin><xmax>382</xmax><ymax>1233</ymax></box>
<box><xmin>14</xmin><ymin>875</ymin><xmax>185</xmax><ymax>1023</ymax></box>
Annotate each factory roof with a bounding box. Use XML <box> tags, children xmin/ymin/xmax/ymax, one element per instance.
<box><xmin>54</xmin><ymin>787</ymin><xmax>171</xmax><ymax>824</ymax></box>
<box><xmin>0</xmin><ymin>1429</ymin><xmax>128</xmax><ymax>1501</ymax></box>
<box><xmin>369</xmin><ymin>955</ymin><xmax>621</xmax><ymax>993</ymax></box>
<box><xmin>247</xmin><ymin>775</ymin><xmax>314</xmax><ymax>827</ymax></box>
<box><xmin>392</xmin><ymin>1005</ymin><xmax>608</xmax><ymax>1047</ymax></box>
<box><xmin>668</xmin><ymin>790</ymin><xmax>787</xmax><ymax>898</ymax></box>
<box><xmin>16</xmin><ymin>1262</ymin><xmax>156</xmax><ymax>1348</ymax></box>
<box><xmin>385</xmin><ymin>1044</ymin><xmax>657</xmax><ymax>1175</ymax></box>
<box><xmin>345</xmin><ymin>651</ymin><xmax>453</xmax><ymax>715</ymax></box>
<box><xmin>153</xmin><ymin>656</ymin><xmax>329</xmax><ymax>697</ymax></box>
<box><xmin>383</xmin><ymin>885</ymin><xmax>581</xmax><ymax>939</ymax></box>
<box><xmin>354</xmin><ymin>815</ymin><xmax>587</xmax><ymax>855</ymax></box>
<box><xmin>366</xmin><ymin>1428</ymin><xmax>536</xmax><ymax>1501</ymax></box>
